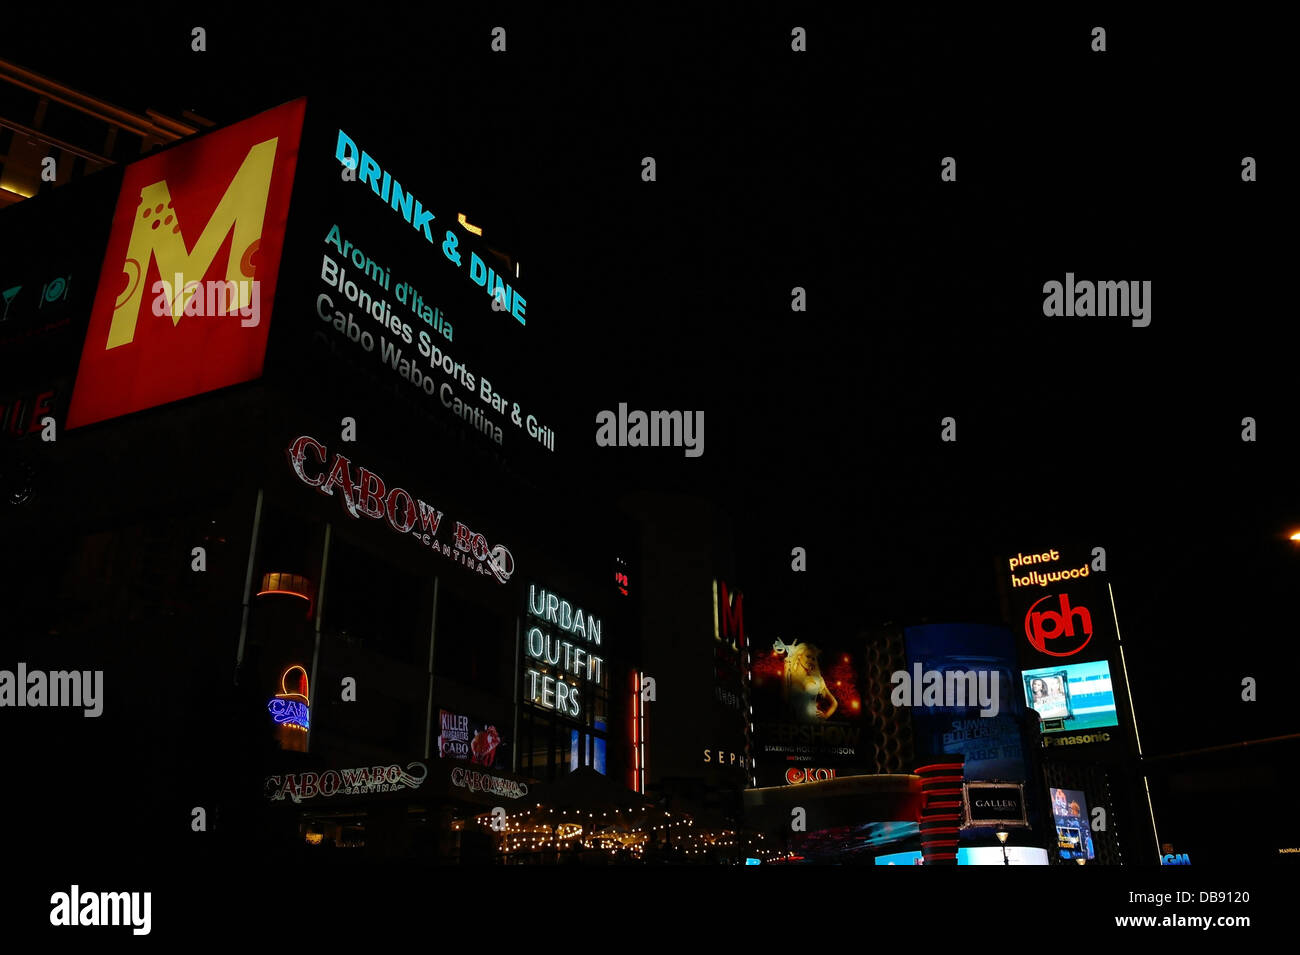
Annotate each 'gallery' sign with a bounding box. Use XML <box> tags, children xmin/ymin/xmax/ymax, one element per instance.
<box><xmin>961</xmin><ymin>782</ymin><xmax>1028</xmax><ymax>829</ymax></box>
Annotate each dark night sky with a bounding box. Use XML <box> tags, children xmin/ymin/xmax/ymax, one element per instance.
<box><xmin>5</xmin><ymin>7</ymin><xmax>1297</xmax><ymax>758</ymax></box>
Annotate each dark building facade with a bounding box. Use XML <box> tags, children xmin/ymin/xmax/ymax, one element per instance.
<box><xmin>0</xmin><ymin>93</ymin><xmax>662</xmax><ymax>865</ymax></box>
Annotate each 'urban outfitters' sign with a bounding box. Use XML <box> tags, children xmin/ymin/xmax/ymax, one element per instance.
<box><xmin>523</xmin><ymin>584</ymin><xmax>605</xmax><ymax>721</ymax></box>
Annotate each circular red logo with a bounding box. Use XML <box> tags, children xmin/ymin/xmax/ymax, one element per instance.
<box><xmin>1024</xmin><ymin>593</ymin><xmax>1093</xmax><ymax>657</ymax></box>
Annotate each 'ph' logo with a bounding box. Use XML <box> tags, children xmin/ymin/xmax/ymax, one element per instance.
<box><xmin>1024</xmin><ymin>593</ymin><xmax>1093</xmax><ymax>657</ymax></box>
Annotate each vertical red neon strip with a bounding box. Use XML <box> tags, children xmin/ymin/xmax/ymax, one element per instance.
<box><xmin>630</xmin><ymin>672</ymin><xmax>640</xmax><ymax>792</ymax></box>
<box><xmin>639</xmin><ymin>670</ymin><xmax>647</xmax><ymax>795</ymax></box>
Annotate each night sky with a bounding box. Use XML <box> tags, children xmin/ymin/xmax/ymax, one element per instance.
<box><xmin>6</xmin><ymin>7</ymin><xmax>1296</xmax><ymax>760</ymax></box>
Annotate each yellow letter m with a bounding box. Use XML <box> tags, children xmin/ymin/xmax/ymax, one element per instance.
<box><xmin>106</xmin><ymin>136</ymin><xmax>279</xmax><ymax>349</ymax></box>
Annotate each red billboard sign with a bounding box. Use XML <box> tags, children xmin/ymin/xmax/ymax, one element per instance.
<box><xmin>66</xmin><ymin>99</ymin><xmax>306</xmax><ymax>429</ymax></box>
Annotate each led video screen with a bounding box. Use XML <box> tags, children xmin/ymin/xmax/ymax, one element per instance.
<box><xmin>1022</xmin><ymin>660</ymin><xmax>1118</xmax><ymax>733</ymax></box>
<box><xmin>1051</xmin><ymin>788</ymin><xmax>1095</xmax><ymax>861</ymax></box>
<box><xmin>875</xmin><ymin>847</ymin><xmax>1050</xmax><ymax>866</ymax></box>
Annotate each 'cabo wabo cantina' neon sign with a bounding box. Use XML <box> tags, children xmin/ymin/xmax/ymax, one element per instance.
<box><xmin>286</xmin><ymin>435</ymin><xmax>515</xmax><ymax>584</ymax></box>
<box><xmin>269</xmin><ymin>665</ymin><xmax>310</xmax><ymax>731</ymax></box>
<box><xmin>524</xmin><ymin>585</ymin><xmax>604</xmax><ymax>719</ymax></box>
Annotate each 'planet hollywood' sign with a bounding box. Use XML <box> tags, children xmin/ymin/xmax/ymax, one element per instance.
<box><xmin>265</xmin><ymin>761</ymin><xmax>428</xmax><ymax>802</ymax></box>
<box><xmin>286</xmin><ymin>435</ymin><xmax>514</xmax><ymax>583</ymax></box>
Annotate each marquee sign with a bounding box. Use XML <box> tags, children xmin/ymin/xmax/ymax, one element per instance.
<box><xmin>961</xmin><ymin>781</ymin><xmax>1029</xmax><ymax>829</ymax></box>
<box><xmin>450</xmin><ymin>765</ymin><xmax>529</xmax><ymax>799</ymax></box>
<box><xmin>266</xmin><ymin>761</ymin><xmax>428</xmax><ymax>802</ymax></box>
<box><xmin>785</xmin><ymin>767</ymin><xmax>838</xmax><ymax>785</ymax></box>
<box><xmin>286</xmin><ymin>434</ymin><xmax>515</xmax><ymax>583</ymax></box>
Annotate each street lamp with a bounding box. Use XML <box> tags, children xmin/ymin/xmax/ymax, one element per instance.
<box><xmin>996</xmin><ymin>830</ymin><xmax>1009</xmax><ymax>866</ymax></box>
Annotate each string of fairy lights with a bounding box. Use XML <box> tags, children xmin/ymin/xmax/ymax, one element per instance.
<box><xmin>454</xmin><ymin>803</ymin><xmax>785</xmax><ymax>861</ymax></box>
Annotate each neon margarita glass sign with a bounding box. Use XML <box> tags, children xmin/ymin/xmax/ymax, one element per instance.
<box><xmin>268</xmin><ymin>665</ymin><xmax>310</xmax><ymax>731</ymax></box>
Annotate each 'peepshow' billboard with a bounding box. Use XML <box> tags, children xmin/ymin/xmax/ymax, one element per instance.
<box><xmin>750</xmin><ymin>632</ymin><xmax>865</xmax><ymax>783</ymax></box>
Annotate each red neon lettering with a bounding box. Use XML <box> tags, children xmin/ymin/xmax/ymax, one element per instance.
<box><xmin>299</xmin><ymin>772</ymin><xmax>319</xmax><ymax>799</ymax></box>
<box><xmin>417</xmin><ymin>500</ymin><xmax>443</xmax><ymax>536</ymax></box>
<box><xmin>353</xmin><ymin>467</ymin><xmax>386</xmax><ymax>519</ymax></box>
<box><xmin>454</xmin><ymin>522</ymin><xmax>473</xmax><ymax>553</ymax></box>
<box><xmin>719</xmin><ymin>581</ymin><xmax>745</xmax><ymax>648</ymax></box>
<box><xmin>320</xmin><ymin>454</ymin><xmax>359</xmax><ymax>517</ymax></box>
<box><xmin>385</xmin><ymin>487</ymin><xmax>417</xmax><ymax>533</ymax></box>
<box><xmin>287</xmin><ymin>435</ymin><xmax>328</xmax><ymax>486</ymax></box>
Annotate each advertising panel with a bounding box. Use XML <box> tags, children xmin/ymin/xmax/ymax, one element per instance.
<box><xmin>267</xmin><ymin>101</ymin><xmax>559</xmax><ymax>467</ymax></box>
<box><xmin>436</xmin><ymin>708</ymin><xmax>508</xmax><ymax>770</ymax></box>
<box><xmin>750</xmin><ymin>629</ymin><xmax>864</xmax><ymax>775</ymax></box>
<box><xmin>1050</xmin><ymin>787</ymin><xmax>1095</xmax><ymax>860</ymax></box>
<box><xmin>875</xmin><ymin>847</ymin><xmax>1050</xmax><ymax>866</ymax></box>
<box><xmin>903</xmin><ymin>624</ymin><xmax>1025</xmax><ymax>782</ymax></box>
<box><xmin>1002</xmin><ymin>543</ymin><xmax>1134</xmax><ymax>754</ymax></box>
<box><xmin>1022</xmin><ymin>660</ymin><xmax>1118</xmax><ymax>735</ymax></box>
<box><xmin>66</xmin><ymin>99</ymin><xmax>306</xmax><ymax>429</ymax></box>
